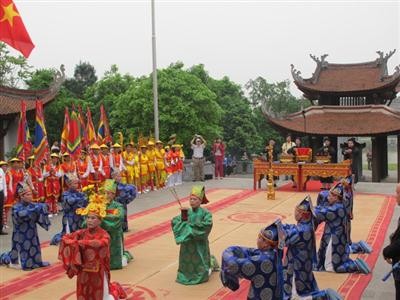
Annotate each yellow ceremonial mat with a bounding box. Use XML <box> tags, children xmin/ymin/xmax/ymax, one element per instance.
<box><xmin>0</xmin><ymin>188</ymin><xmax>395</xmax><ymax>300</ymax></box>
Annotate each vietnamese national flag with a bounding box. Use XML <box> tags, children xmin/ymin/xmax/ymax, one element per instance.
<box><xmin>0</xmin><ymin>0</ymin><xmax>34</xmax><ymax>58</ymax></box>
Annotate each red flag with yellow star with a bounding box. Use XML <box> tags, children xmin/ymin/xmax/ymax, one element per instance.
<box><xmin>0</xmin><ymin>0</ymin><xmax>34</xmax><ymax>58</ymax></box>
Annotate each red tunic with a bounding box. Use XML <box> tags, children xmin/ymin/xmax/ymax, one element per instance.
<box><xmin>89</xmin><ymin>154</ymin><xmax>102</xmax><ymax>185</ymax></box>
<box><xmin>6</xmin><ymin>169</ymin><xmax>24</xmax><ymax>207</ymax></box>
<box><xmin>60</xmin><ymin>161</ymin><xmax>77</xmax><ymax>175</ymax></box>
<box><xmin>27</xmin><ymin>166</ymin><xmax>45</xmax><ymax>202</ymax></box>
<box><xmin>44</xmin><ymin>164</ymin><xmax>61</xmax><ymax>199</ymax></box>
<box><xmin>4</xmin><ymin>171</ymin><xmax>14</xmax><ymax>208</ymax></box>
<box><xmin>58</xmin><ymin>227</ymin><xmax>126</xmax><ymax>300</ymax></box>
<box><xmin>101</xmin><ymin>154</ymin><xmax>111</xmax><ymax>180</ymax></box>
<box><xmin>76</xmin><ymin>159</ymin><xmax>89</xmax><ymax>188</ymax></box>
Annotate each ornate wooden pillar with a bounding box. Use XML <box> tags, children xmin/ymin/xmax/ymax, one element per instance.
<box><xmin>381</xmin><ymin>135</ymin><xmax>388</xmax><ymax>179</ymax></box>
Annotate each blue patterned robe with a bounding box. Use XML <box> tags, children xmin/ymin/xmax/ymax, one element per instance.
<box><xmin>115</xmin><ymin>183</ymin><xmax>137</xmax><ymax>232</ymax></box>
<box><xmin>318</xmin><ymin>189</ymin><xmax>368</xmax><ymax>254</ymax></box>
<box><xmin>283</xmin><ymin>222</ymin><xmax>319</xmax><ymax>299</ymax></box>
<box><xmin>0</xmin><ymin>202</ymin><xmax>50</xmax><ymax>270</ymax></box>
<box><xmin>314</xmin><ymin>203</ymin><xmax>358</xmax><ymax>273</ymax></box>
<box><xmin>221</xmin><ymin>246</ymin><xmax>283</xmax><ymax>300</ymax></box>
<box><xmin>50</xmin><ymin>190</ymin><xmax>87</xmax><ymax>245</ymax></box>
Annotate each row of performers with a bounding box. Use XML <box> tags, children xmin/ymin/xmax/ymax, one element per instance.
<box><xmin>0</xmin><ymin>141</ymin><xmax>185</xmax><ymax>217</ymax></box>
<box><xmin>171</xmin><ymin>179</ymin><xmax>372</xmax><ymax>300</ymax></box>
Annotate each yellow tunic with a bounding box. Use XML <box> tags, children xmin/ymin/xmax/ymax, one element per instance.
<box><xmin>147</xmin><ymin>149</ymin><xmax>156</xmax><ymax>173</ymax></box>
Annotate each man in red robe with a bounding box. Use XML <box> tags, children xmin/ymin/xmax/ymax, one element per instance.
<box><xmin>58</xmin><ymin>193</ymin><xmax>126</xmax><ymax>300</ymax></box>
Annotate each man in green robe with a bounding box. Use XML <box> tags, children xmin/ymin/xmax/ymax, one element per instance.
<box><xmin>103</xmin><ymin>179</ymin><xmax>133</xmax><ymax>270</ymax></box>
<box><xmin>171</xmin><ymin>185</ymin><xmax>218</xmax><ymax>285</ymax></box>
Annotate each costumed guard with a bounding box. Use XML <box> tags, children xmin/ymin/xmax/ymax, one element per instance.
<box><xmin>283</xmin><ymin>196</ymin><xmax>343</xmax><ymax>300</ymax></box>
<box><xmin>58</xmin><ymin>193</ymin><xmax>127</xmax><ymax>300</ymax></box>
<box><xmin>171</xmin><ymin>185</ymin><xmax>219</xmax><ymax>285</ymax></box>
<box><xmin>76</xmin><ymin>150</ymin><xmax>90</xmax><ymax>189</ymax></box>
<box><xmin>27</xmin><ymin>155</ymin><xmax>45</xmax><ymax>203</ymax></box>
<box><xmin>220</xmin><ymin>220</ymin><xmax>285</xmax><ymax>300</ymax></box>
<box><xmin>100</xmin><ymin>144</ymin><xmax>112</xmax><ymax>180</ymax></box>
<box><xmin>147</xmin><ymin>140</ymin><xmax>157</xmax><ymax>190</ymax></box>
<box><xmin>341</xmin><ymin>176</ymin><xmax>372</xmax><ymax>254</ymax></box>
<box><xmin>43</xmin><ymin>153</ymin><xmax>62</xmax><ymax>215</ymax></box>
<box><xmin>314</xmin><ymin>184</ymin><xmax>370</xmax><ymax>274</ymax></box>
<box><xmin>155</xmin><ymin>140</ymin><xmax>167</xmax><ymax>189</ymax></box>
<box><xmin>50</xmin><ymin>173</ymin><xmax>88</xmax><ymax>245</ymax></box>
<box><xmin>111</xmin><ymin>170</ymin><xmax>137</xmax><ymax>232</ymax></box>
<box><xmin>5</xmin><ymin>158</ymin><xmax>25</xmax><ymax>221</ymax></box>
<box><xmin>0</xmin><ymin>182</ymin><xmax>50</xmax><ymax>270</ymax></box>
<box><xmin>102</xmin><ymin>179</ymin><xmax>133</xmax><ymax>269</ymax></box>
<box><xmin>88</xmin><ymin>144</ymin><xmax>105</xmax><ymax>187</ymax></box>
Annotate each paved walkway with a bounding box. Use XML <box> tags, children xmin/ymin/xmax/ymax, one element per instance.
<box><xmin>0</xmin><ymin>175</ymin><xmax>397</xmax><ymax>299</ymax></box>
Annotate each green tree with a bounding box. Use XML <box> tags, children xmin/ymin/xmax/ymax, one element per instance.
<box><xmin>245</xmin><ymin>77</ymin><xmax>307</xmax><ymax>117</ymax></box>
<box><xmin>0</xmin><ymin>42</ymin><xmax>32</xmax><ymax>87</ymax></box>
<box><xmin>64</xmin><ymin>61</ymin><xmax>98</xmax><ymax>99</ymax></box>
<box><xmin>111</xmin><ymin>63</ymin><xmax>223</xmax><ymax>151</ymax></box>
<box><xmin>84</xmin><ymin>65</ymin><xmax>135</xmax><ymax>126</ymax></box>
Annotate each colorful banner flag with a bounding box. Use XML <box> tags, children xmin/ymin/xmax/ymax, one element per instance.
<box><xmin>16</xmin><ymin>100</ymin><xmax>32</xmax><ymax>161</ymax></box>
<box><xmin>97</xmin><ymin>103</ymin><xmax>112</xmax><ymax>144</ymax></box>
<box><xmin>60</xmin><ymin>107</ymin><xmax>70</xmax><ymax>153</ymax></box>
<box><xmin>33</xmin><ymin>100</ymin><xmax>49</xmax><ymax>166</ymax></box>
<box><xmin>0</xmin><ymin>0</ymin><xmax>35</xmax><ymax>58</ymax></box>
<box><xmin>86</xmin><ymin>106</ymin><xmax>97</xmax><ymax>145</ymax></box>
<box><xmin>78</xmin><ymin>105</ymin><xmax>87</xmax><ymax>149</ymax></box>
<box><xmin>67</xmin><ymin>110</ymin><xmax>81</xmax><ymax>159</ymax></box>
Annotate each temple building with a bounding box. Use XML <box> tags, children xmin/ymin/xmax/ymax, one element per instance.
<box><xmin>0</xmin><ymin>65</ymin><xmax>65</xmax><ymax>159</ymax></box>
<box><xmin>264</xmin><ymin>51</ymin><xmax>400</xmax><ymax>182</ymax></box>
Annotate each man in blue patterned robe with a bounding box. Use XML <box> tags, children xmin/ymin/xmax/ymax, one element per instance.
<box><xmin>341</xmin><ymin>176</ymin><xmax>372</xmax><ymax>254</ymax></box>
<box><xmin>0</xmin><ymin>182</ymin><xmax>50</xmax><ymax>270</ymax></box>
<box><xmin>283</xmin><ymin>196</ymin><xmax>343</xmax><ymax>300</ymax></box>
<box><xmin>314</xmin><ymin>184</ymin><xmax>370</xmax><ymax>274</ymax></box>
<box><xmin>50</xmin><ymin>173</ymin><xmax>87</xmax><ymax>245</ymax></box>
<box><xmin>111</xmin><ymin>170</ymin><xmax>137</xmax><ymax>232</ymax></box>
<box><xmin>316</xmin><ymin>178</ymin><xmax>371</xmax><ymax>255</ymax></box>
<box><xmin>220</xmin><ymin>220</ymin><xmax>285</xmax><ymax>300</ymax></box>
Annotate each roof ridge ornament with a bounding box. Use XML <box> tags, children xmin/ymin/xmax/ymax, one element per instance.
<box><xmin>290</xmin><ymin>64</ymin><xmax>304</xmax><ymax>83</ymax></box>
<box><xmin>50</xmin><ymin>64</ymin><xmax>65</xmax><ymax>93</ymax></box>
<box><xmin>376</xmin><ymin>49</ymin><xmax>396</xmax><ymax>79</ymax></box>
<box><xmin>309</xmin><ymin>54</ymin><xmax>329</xmax><ymax>84</ymax></box>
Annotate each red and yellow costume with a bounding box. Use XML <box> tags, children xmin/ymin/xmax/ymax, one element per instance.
<box><xmin>44</xmin><ymin>162</ymin><xmax>61</xmax><ymax>214</ymax></box>
<box><xmin>122</xmin><ymin>149</ymin><xmax>138</xmax><ymax>185</ymax></box>
<box><xmin>6</xmin><ymin>167</ymin><xmax>24</xmax><ymax>208</ymax></box>
<box><xmin>58</xmin><ymin>194</ymin><xmax>126</xmax><ymax>300</ymax></box>
<box><xmin>101</xmin><ymin>154</ymin><xmax>111</xmax><ymax>180</ymax></box>
<box><xmin>27</xmin><ymin>165</ymin><xmax>45</xmax><ymax>202</ymax></box>
<box><xmin>88</xmin><ymin>153</ymin><xmax>104</xmax><ymax>186</ymax></box>
<box><xmin>139</xmin><ymin>148</ymin><xmax>149</xmax><ymax>192</ymax></box>
<box><xmin>147</xmin><ymin>142</ymin><xmax>156</xmax><ymax>190</ymax></box>
<box><xmin>155</xmin><ymin>142</ymin><xmax>167</xmax><ymax>188</ymax></box>
<box><xmin>76</xmin><ymin>157</ymin><xmax>90</xmax><ymax>188</ymax></box>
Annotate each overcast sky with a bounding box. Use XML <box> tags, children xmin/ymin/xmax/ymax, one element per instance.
<box><xmin>12</xmin><ymin>0</ymin><xmax>400</xmax><ymax>96</ymax></box>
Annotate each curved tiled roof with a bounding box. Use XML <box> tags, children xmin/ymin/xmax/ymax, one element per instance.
<box><xmin>266</xmin><ymin>105</ymin><xmax>400</xmax><ymax>136</ymax></box>
<box><xmin>0</xmin><ymin>65</ymin><xmax>65</xmax><ymax>116</ymax></box>
<box><xmin>291</xmin><ymin>51</ymin><xmax>400</xmax><ymax>94</ymax></box>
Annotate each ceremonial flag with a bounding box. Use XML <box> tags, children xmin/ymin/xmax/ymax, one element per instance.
<box><xmin>60</xmin><ymin>107</ymin><xmax>70</xmax><ymax>153</ymax></box>
<box><xmin>0</xmin><ymin>0</ymin><xmax>34</xmax><ymax>58</ymax></box>
<box><xmin>16</xmin><ymin>100</ymin><xmax>32</xmax><ymax>161</ymax></box>
<box><xmin>67</xmin><ymin>110</ymin><xmax>81</xmax><ymax>159</ymax></box>
<box><xmin>78</xmin><ymin>105</ymin><xmax>87</xmax><ymax>149</ymax></box>
<box><xmin>33</xmin><ymin>100</ymin><xmax>49</xmax><ymax>166</ymax></box>
<box><xmin>86</xmin><ymin>106</ymin><xmax>97</xmax><ymax>145</ymax></box>
<box><xmin>97</xmin><ymin>104</ymin><xmax>112</xmax><ymax>144</ymax></box>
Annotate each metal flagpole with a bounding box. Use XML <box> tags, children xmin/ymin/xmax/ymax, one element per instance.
<box><xmin>151</xmin><ymin>0</ymin><xmax>159</xmax><ymax>140</ymax></box>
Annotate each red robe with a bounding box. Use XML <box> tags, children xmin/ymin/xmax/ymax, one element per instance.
<box><xmin>44</xmin><ymin>164</ymin><xmax>61</xmax><ymax>213</ymax></box>
<box><xmin>101</xmin><ymin>154</ymin><xmax>111</xmax><ymax>180</ymax></box>
<box><xmin>27</xmin><ymin>166</ymin><xmax>45</xmax><ymax>202</ymax></box>
<box><xmin>76</xmin><ymin>159</ymin><xmax>89</xmax><ymax>188</ymax></box>
<box><xmin>7</xmin><ymin>169</ymin><xmax>24</xmax><ymax>208</ymax></box>
<box><xmin>89</xmin><ymin>154</ymin><xmax>103</xmax><ymax>185</ymax></box>
<box><xmin>58</xmin><ymin>227</ymin><xmax>126</xmax><ymax>300</ymax></box>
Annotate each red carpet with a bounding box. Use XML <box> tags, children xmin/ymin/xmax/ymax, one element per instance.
<box><xmin>278</xmin><ymin>180</ymin><xmax>335</xmax><ymax>192</ymax></box>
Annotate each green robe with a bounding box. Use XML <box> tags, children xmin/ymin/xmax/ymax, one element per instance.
<box><xmin>101</xmin><ymin>200</ymin><xmax>133</xmax><ymax>270</ymax></box>
<box><xmin>171</xmin><ymin>206</ymin><xmax>212</xmax><ymax>285</ymax></box>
